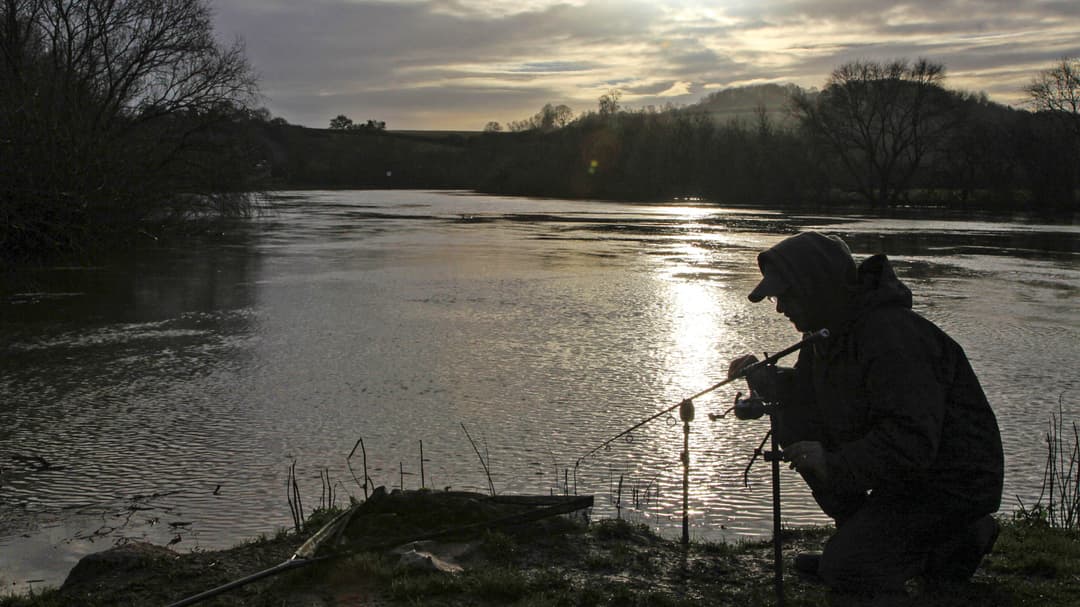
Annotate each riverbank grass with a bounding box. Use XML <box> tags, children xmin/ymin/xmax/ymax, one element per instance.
<box><xmin>2</xmin><ymin>512</ymin><xmax>1078</xmax><ymax>607</ymax></box>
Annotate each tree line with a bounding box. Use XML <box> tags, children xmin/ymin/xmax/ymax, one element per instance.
<box><xmin>254</xmin><ymin>57</ymin><xmax>1078</xmax><ymax>211</ymax></box>
<box><xmin>471</xmin><ymin>58</ymin><xmax>1079</xmax><ymax>209</ymax></box>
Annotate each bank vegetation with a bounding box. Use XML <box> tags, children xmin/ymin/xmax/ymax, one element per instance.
<box><xmin>0</xmin><ymin>0</ymin><xmax>262</xmax><ymax>263</ymax></box>
<box><xmin>2</xmin><ymin>406</ymin><xmax>1077</xmax><ymax>606</ymax></box>
<box><xmin>0</xmin><ymin>507</ymin><xmax>1077</xmax><ymax>607</ymax></box>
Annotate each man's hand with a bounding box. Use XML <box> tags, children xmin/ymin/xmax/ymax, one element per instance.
<box><xmin>784</xmin><ymin>441</ymin><xmax>830</xmax><ymax>486</ymax></box>
<box><xmin>728</xmin><ymin>354</ymin><xmax>790</xmax><ymax>402</ymax></box>
<box><xmin>727</xmin><ymin>354</ymin><xmax>759</xmax><ymax>380</ymax></box>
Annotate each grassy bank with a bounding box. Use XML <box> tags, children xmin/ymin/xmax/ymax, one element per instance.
<box><xmin>2</xmin><ymin>507</ymin><xmax>1077</xmax><ymax>607</ymax></box>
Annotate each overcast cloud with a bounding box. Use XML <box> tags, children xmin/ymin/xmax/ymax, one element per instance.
<box><xmin>212</xmin><ymin>0</ymin><xmax>1080</xmax><ymax>130</ymax></box>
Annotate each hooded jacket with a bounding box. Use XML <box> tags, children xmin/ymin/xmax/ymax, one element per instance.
<box><xmin>759</xmin><ymin>233</ymin><xmax>1004</xmax><ymax>516</ymax></box>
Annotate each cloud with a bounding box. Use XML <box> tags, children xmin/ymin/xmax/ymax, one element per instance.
<box><xmin>508</xmin><ymin>61</ymin><xmax>598</xmax><ymax>74</ymax></box>
<box><xmin>213</xmin><ymin>0</ymin><xmax>1080</xmax><ymax>128</ymax></box>
<box><xmin>657</xmin><ymin>81</ymin><xmax>693</xmax><ymax>97</ymax></box>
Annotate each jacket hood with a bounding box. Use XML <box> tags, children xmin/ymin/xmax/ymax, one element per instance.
<box><xmin>750</xmin><ymin>232</ymin><xmax>912</xmax><ymax>332</ymax></box>
<box><xmin>855</xmin><ymin>253</ymin><xmax>913</xmax><ymax>312</ymax></box>
<box><xmin>753</xmin><ymin>232</ymin><xmax>857</xmax><ymax>304</ymax></box>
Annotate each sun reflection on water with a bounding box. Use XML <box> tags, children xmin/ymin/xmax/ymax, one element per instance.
<box><xmin>661</xmin><ymin>276</ymin><xmax>727</xmax><ymax>402</ymax></box>
<box><xmin>5</xmin><ymin>191</ymin><xmax>1071</xmax><ymax>588</ymax></box>
<box><xmin>634</xmin><ymin>241</ymin><xmax>750</xmax><ymax>531</ymax></box>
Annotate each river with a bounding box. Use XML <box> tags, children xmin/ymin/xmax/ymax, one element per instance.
<box><xmin>1</xmin><ymin>190</ymin><xmax>1078</xmax><ymax>591</ymax></box>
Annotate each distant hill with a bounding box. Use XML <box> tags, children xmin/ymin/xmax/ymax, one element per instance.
<box><xmin>681</xmin><ymin>83</ymin><xmax>806</xmax><ymax>126</ymax></box>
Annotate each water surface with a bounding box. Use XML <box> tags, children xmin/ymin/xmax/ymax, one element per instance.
<box><xmin>2</xmin><ymin>191</ymin><xmax>1077</xmax><ymax>590</ymax></box>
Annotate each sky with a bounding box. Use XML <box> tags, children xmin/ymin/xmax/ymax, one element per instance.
<box><xmin>212</xmin><ymin>0</ymin><xmax>1080</xmax><ymax>131</ymax></box>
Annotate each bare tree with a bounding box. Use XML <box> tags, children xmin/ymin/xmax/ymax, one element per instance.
<box><xmin>598</xmin><ymin>89</ymin><xmax>622</xmax><ymax>117</ymax></box>
<box><xmin>504</xmin><ymin>103</ymin><xmax>575</xmax><ymax>132</ymax></box>
<box><xmin>10</xmin><ymin>0</ymin><xmax>255</xmax><ymax>127</ymax></box>
<box><xmin>329</xmin><ymin>114</ymin><xmax>354</xmax><ymax>130</ymax></box>
<box><xmin>552</xmin><ymin>104</ymin><xmax>575</xmax><ymax>128</ymax></box>
<box><xmin>792</xmin><ymin>58</ymin><xmax>955</xmax><ymax>205</ymax></box>
<box><xmin>506</xmin><ymin>118</ymin><xmax>531</xmax><ymax>132</ymax></box>
<box><xmin>1024</xmin><ymin>57</ymin><xmax>1080</xmax><ymax>205</ymax></box>
<box><xmin>1</xmin><ymin>0</ymin><xmax>259</xmax><ymax>258</ymax></box>
<box><xmin>1026</xmin><ymin>56</ymin><xmax>1080</xmax><ymax>116</ymax></box>
<box><xmin>538</xmin><ymin>103</ymin><xmax>574</xmax><ymax>130</ymax></box>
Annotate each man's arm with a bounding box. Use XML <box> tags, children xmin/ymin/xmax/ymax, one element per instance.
<box><xmin>825</xmin><ymin>344</ymin><xmax>946</xmax><ymax>495</ymax></box>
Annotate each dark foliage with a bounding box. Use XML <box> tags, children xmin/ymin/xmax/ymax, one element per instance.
<box><xmin>246</xmin><ymin>65</ymin><xmax>1078</xmax><ymax>212</ymax></box>
<box><xmin>0</xmin><ymin>0</ymin><xmax>261</xmax><ymax>262</ymax></box>
<box><xmin>255</xmin><ymin>107</ymin><xmax>1076</xmax><ymax>212</ymax></box>
<box><xmin>249</xmin><ymin>123</ymin><xmax>481</xmax><ymax>189</ymax></box>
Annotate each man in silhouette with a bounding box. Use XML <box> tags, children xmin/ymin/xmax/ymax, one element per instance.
<box><xmin>730</xmin><ymin>231</ymin><xmax>1003</xmax><ymax>597</ymax></box>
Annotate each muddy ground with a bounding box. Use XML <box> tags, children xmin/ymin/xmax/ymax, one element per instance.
<box><xmin>13</xmin><ymin>489</ymin><xmax>1080</xmax><ymax>607</ymax></box>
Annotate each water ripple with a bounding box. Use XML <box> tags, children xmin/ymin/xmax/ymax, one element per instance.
<box><xmin>1</xmin><ymin>191</ymin><xmax>1076</xmax><ymax>588</ymax></box>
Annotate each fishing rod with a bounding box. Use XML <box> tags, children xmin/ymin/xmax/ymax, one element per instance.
<box><xmin>574</xmin><ymin>328</ymin><xmax>829</xmax><ymax>467</ymax></box>
<box><xmin>573</xmin><ymin>328</ymin><xmax>828</xmax><ymax>549</ymax></box>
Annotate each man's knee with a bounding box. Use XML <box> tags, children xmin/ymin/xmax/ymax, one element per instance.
<box><xmin>925</xmin><ymin>515</ymin><xmax>999</xmax><ymax>583</ymax></box>
<box><xmin>818</xmin><ymin>547</ymin><xmax>904</xmax><ymax>593</ymax></box>
<box><xmin>817</xmin><ymin>527</ymin><xmax>919</xmax><ymax>593</ymax></box>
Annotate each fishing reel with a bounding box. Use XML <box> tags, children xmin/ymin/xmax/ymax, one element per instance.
<box><xmin>708</xmin><ymin>390</ymin><xmax>778</xmax><ymax>421</ymax></box>
<box><xmin>734</xmin><ymin>391</ymin><xmax>770</xmax><ymax>420</ymax></box>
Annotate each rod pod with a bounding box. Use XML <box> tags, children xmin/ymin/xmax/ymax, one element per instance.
<box><xmin>679</xmin><ymin>398</ymin><xmax>694</xmax><ymax>545</ymax></box>
<box><xmin>766</xmin><ymin>415</ymin><xmax>785</xmax><ymax>606</ymax></box>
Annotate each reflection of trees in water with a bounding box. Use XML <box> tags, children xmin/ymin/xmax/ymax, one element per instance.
<box><xmin>0</xmin><ymin>226</ymin><xmax>262</xmax><ymax>420</ymax></box>
<box><xmin>0</xmin><ymin>227</ymin><xmax>264</xmax><ymax>571</ymax></box>
<box><xmin>2</xmin><ymin>227</ymin><xmax>260</xmax><ymax>326</ymax></box>
<box><xmin>122</xmin><ymin>235</ymin><xmax>261</xmax><ymax>324</ymax></box>
<box><xmin>558</xmin><ymin>208</ymin><xmax>1077</xmax><ymax>265</ymax></box>
<box><xmin>838</xmin><ymin>230</ymin><xmax>1079</xmax><ymax>263</ymax></box>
